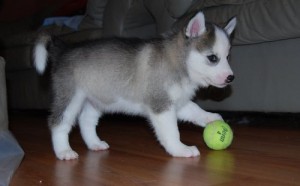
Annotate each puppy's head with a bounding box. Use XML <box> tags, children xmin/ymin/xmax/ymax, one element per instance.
<box><xmin>184</xmin><ymin>12</ymin><xmax>237</xmax><ymax>88</ymax></box>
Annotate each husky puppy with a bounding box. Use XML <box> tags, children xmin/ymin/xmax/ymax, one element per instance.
<box><xmin>33</xmin><ymin>12</ymin><xmax>236</xmax><ymax>160</ymax></box>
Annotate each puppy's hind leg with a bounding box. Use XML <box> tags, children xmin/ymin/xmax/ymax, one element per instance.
<box><xmin>78</xmin><ymin>102</ymin><xmax>109</xmax><ymax>151</ymax></box>
<box><xmin>49</xmin><ymin>89</ymin><xmax>86</xmax><ymax>160</ymax></box>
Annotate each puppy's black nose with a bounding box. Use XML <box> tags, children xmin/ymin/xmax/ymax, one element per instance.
<box><xmin>226</xmin><ymin>75</ymin><xmax>235</xmax><ymax>83</ymax></box>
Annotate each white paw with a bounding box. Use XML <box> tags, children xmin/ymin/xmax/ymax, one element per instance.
<box><xmin>204</xmin><ymin>113</ymin><xmax>223</xmax><ymax>125</ymax></box>
<box><xmin>88</xmin><ymin>141</ymin><xmax>110</xmax><ymax>151</ymax></box>
<box><xmin>56</xmin><ymin>149</ymin><xmax>79</xmax><ymax>160</ymax></box>
<box><xmin>168</xmin><ymin>145</ymin><xmax>200</xmax><ymax>158</ymax></box>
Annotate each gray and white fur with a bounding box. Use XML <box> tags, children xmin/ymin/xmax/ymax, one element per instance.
<box><xmin>33</xmin><ymin>12</ymin><xmax>236</xmax><ymax>160</ymax></box>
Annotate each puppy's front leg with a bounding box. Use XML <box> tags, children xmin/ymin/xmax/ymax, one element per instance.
<box><xmin>149</xmin><ymin>108</ymin><xmax>200</xmax><ymax>157</ymax></box>
<box><xmin>177</xmin><ymin>101</ymin><xmax>223</xmax><ymax>127</ymax></box>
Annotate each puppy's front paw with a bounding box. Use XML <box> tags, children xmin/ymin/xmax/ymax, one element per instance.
<box><xmin>168</xmin><ymin>145</ymin><xmax>200</xmax><ymax>158</ymax></box>
<box><xmin>56</xmin><ymin>149</ymin><xmax>79</xmax><ymax>160</ymax></box>
<box><xmin>204</xmin><ymin>113</ymin><xmax>223</xmax><ymax>126</ymax></box>
<box><xmin>88</xmin><ymin>140</ymin><xmax>110</xmax><ymax>151</ymax></box>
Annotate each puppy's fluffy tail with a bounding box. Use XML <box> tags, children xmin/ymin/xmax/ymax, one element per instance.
<box><xmin>33</xmin><ymin>33</ymin><xmax>52</xmax><ymax>74</ymax></box>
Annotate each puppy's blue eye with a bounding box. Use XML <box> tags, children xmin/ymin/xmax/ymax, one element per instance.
<box><xmin>207</xmin><ymin>55</ymin><xmax>219</xmax><ymax>63</ymax></box>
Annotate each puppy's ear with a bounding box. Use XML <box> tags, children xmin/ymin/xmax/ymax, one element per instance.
<box><xmin>224</xmin><ymin>17</ymin><xmax>237</xmax><ymax>36</ymax></box>
<box><xmin>185</xmin><ymin>12</ymin><xmax>206</xmax><ymax>38</ymax></box>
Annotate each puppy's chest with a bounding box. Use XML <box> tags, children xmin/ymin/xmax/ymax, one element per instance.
<box><xmin>168</xmin><ymin>82</ymin><xmax>197</xmax><ymax>107</ymax></box>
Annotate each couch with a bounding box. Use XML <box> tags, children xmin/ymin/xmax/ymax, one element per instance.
<box><xmin>1</xmin><ymin>0</ymin><xmax>300</xmax><ymax>113</ymax></box>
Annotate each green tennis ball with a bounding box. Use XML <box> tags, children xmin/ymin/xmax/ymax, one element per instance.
<box><xmin>203</xmin><ymin>120</ymin><xmax>233</xmax><ymax>150</ymax></box>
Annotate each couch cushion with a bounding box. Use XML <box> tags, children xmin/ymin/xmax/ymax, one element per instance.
<box><xmin>79</xmin><ymin>0</ymin><xmax>108</xmax><ymax>30</ymax></box>
<box><xmin>165</xmin><ymin>0</ymin><xmax>198</xmax><ymax>18</ymax></box>
<box><xmin>103</xmin><ymin>0</ymin><xmax>156</xmax><ymax>38</ymax></box>
<box><xmin>201</xmin><ymin>0</ymin><xmax>256</xmax><ymax>7</ymax></box>
<box><xmin>164</xmin><ymin>0</ymin><xmax>256</xmax><ymax>19</ymax></box>
<box><xmin>60</xmin><ymin>28</ymin><xmax>103</xmax><ymax>43</ymax></box>
<box><xmin>201</xmin><ymin>0</ymin><xmax>300</xmax><ymax>45</ymax></box>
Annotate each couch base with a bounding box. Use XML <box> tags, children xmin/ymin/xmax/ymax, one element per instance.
<box><xmin>0</xmin><ymin>57</ymin><xmax>8</xmax><ymax>130</ymax></box>
<box><xmin>6</xmin><ymin>69</ymin><xmax>51</xmax><ymax>110</ymax></box>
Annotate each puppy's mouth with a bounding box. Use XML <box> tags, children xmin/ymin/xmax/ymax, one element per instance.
<box><xmin>213</xmin><ymin>83</ymin><xmax>229</xmax><ymax>88</ymax></box>
<box><xmin>202</xmin><ymin>77</ymin><xmax>233</xmax><ymax>88</ymax></box>
<box><xmin>210</xmin><ymin>81</ymin><xmax>231</xmax><ymax>88</ymax></box>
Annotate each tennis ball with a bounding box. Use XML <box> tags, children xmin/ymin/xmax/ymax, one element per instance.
<box><xmin>203</xmin><ymin>120</ymin><xmax>233</xmax><ymax>150</ymax></box>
